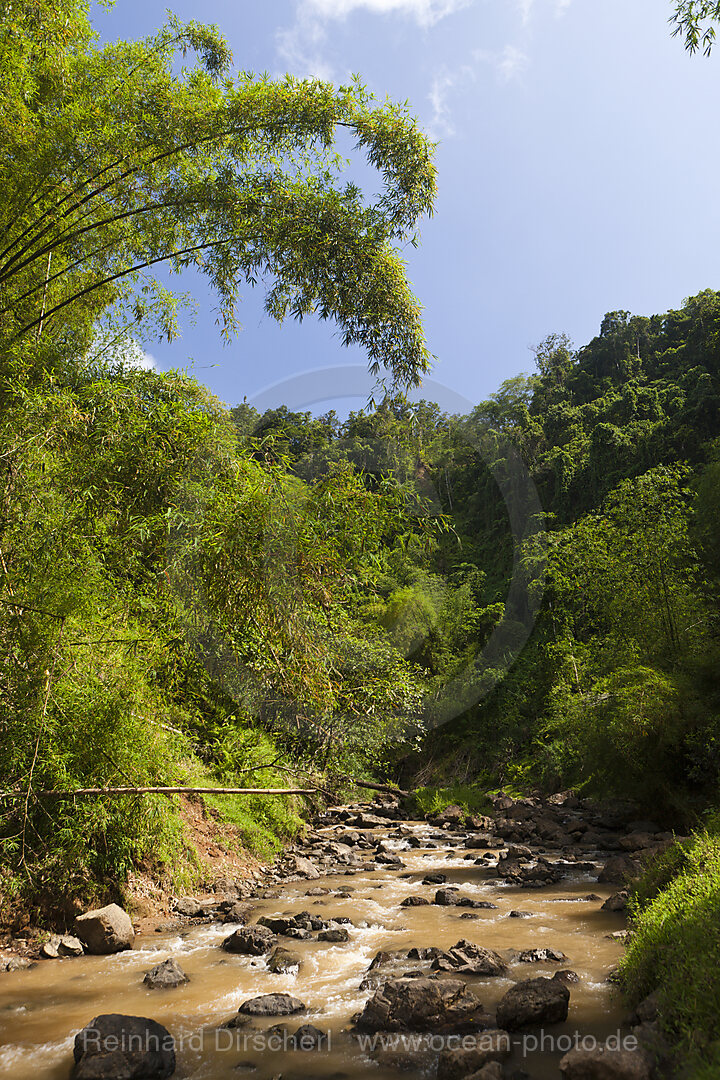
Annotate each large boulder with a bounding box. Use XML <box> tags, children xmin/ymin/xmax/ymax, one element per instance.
<box><xmin>222</xmin><ymin>925</ymin><xmax>277</xmax><ymax>955</ymax></box>
<box><xmin>597</xmin><ymin>856</ymin><xmax>642</xmax><ymax>885</ymax></box>
<box><xmin>282</xmin><ymin>855</ymin><xmax>320</xmax><ymax>879</ymax></box>
<box><xmin>143</xmin><ymin>959</ymin><xmax>188</xmax><ymax>990</ymax></box>
<box><xmin>496</xmin><ymin>977</ymin><xmax>570</xmax><ymax>1030</ymax></box>
<box><xmin>355</xmin><ymin>977</ymin><xmax>490</xmax><ymax>1034</ymax></box>
<box><xmin>434</xmin><ymin>941</ymin><xmax>508</xmax><ymax>977</ymax></box>
<box><xmin>559</xmin><ymin>1047</ymin><xmax>653</xmax><ymax>1079</ymax></box>
<box><xmin>75</xmin><ymin>905</ymin><xmax>134</xmax><ymax>955</ymax></box>
<box><xmin>238</xmin><ymin>993</ymin><xmax>305</xmax><ymax>1017</ymax></box>
<box><xmin>432</xmin><ymin>804</ymin><xmax>466</xmax><ymax>826</ymax></box>
<box><xmin>73</xmin><ymin>1014</ymin><xmax>175</xmax><ymax>1078</ymax></box>
<box><xmin>602</xmin><ymin>891</ymin><xmax>629</xmax><ymax>912</ymax></box>
<box><xmin>172</xmin><ymin>897</ymin><xmax>201</xmax><ymax>917</ymax></box>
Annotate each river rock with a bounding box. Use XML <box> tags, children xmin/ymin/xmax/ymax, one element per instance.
<box><xmin>423</xmin><ymin>873</ymin><xmax>448</xmax><ymax>885</ymax></box>
<box><xmin>554</xmin><ymin>969</ymin><xmax>581</xmax><ymax>984</ymax></box>
<box><xmin>172</xmin><ymin>897</ymin><xmax>202</xmax><ymax>917</ymax></box>
<box><xmin>72</xmin><ymin>1014</ymin><xmax>175</xmax><ymax>1078</ymax></box>
<box><xmin>222</xmin><ymin>925</ymin><xmax>277</xmax><ymax>955</ymax></box>
<box><xmin>431</xmin><ymin>804</ymin><xmax>466</xmax><ymax>826</ymax></box>
<box><xmin>559</xmin><ymin>1047</ymin><xmax>653</xmax><ymax>1079</ymax></box>
<box><xmin>267</xmin><ymin>947</ymin><xmax>302</xmax><ymax>973</ymax></box>
<box><xmin>466</xmin><ymin>1064</ymin><xmax>503</xmax><ymax>1080</ymax></box>
<box><xmin>401</xmin><ymin>895</ymin><xmax>431</xmax><ymax>906</ymax></box>
<box><xmin>238</xmin><ymin>993</ymin><xmax>306</xmax><ymax>1016</ymax></box>
<box><xmin>221</xmin><ymin>901</ymin><xmax>255</xmax><ymax>924</ymax></box>
<box><xmin>355</xmin><ymin>977</ymin><xmax>490</xmax><ymax>1034</ymax></box>
<box><xmin>514</xmin><ymin>947</ymin><xmax>568</xmax><ymax>963</ymax></box>
<box><xmin>40</xmin><ymin>938</ymin><xmax>60</xmax><ymax>959</ymax></box>
<box><xmin>597</xmin><ymin>856</ymin><xmax>642</xmax><ymax>885</ymax></box>
<box><xmin>38</xmin><ymin>934</ymin><xmax>82</xmax><ymax>960</ymax></box>
<box><xmin>375</xmin><ymin>853</ymin><xmax>405</xmax><ymax>867</ymax></box>
<box><xmin>437</xmin><ymin>1031</ymin><xmax>511</xmax><ymax>1079</ymax></box>
<box><xmin>1</xmin><ymin>955</ymin><xmax>32</xmax><ymax>971</ymax></box>
<box><xmin>143</xmin><ymin>958</ymin><xmax>188</xmax><ymax>989</ymax></box>
<box><xmin>318</xmin><ymin>927</ymin><xmax>350</xmax><ymax>942</ymax></box>
<box><xmin>602</xmin><ymin>891</ymin><xmax>629</xmax><ymax>912</ymax></box>
<box><xmin>75</xmin><ymin>904</ymin><xmax>135</xmax><ymax>955</ymax></box>
<box><xmin>372</xmin><ymin>1048</ymin><xmax>434</xmax><ymax>1072</ymax></box>
<box><xmin>293</xmin><ymin>1023</ymin><xmax>328</xmax><ymax>1050</ymax></box>
<box><xmin>58</xmin><ymin>935</ymin><xmax>85</xmax><ymax>957</ymax></box>
<box><xmin>437</xmin><ymin>941</ymin><xmax>508</xmax><ymax>977</ymax></box>
<box><xmin>434</xmin><ymin>887</ymin><xmax>461</xmax><ymax>906</ymax></box>
<box><xmin>354</xmin><ymin>813</ymin><xmax>389</xmax><ymax>829</ymax></box>
<box><xmin>283</xmin><ymin>855</ymin><xmax>320</xmax><ymax>879</ymax></box>
<box><xmin>496</xmin><ymin>977</ymin><xmax>570</xmax><ymax>1029</ymax></box>
<box><xmin>464</xmin><ymin>835</ymin><xmax>495</xmax><ymax>849</ymax></box>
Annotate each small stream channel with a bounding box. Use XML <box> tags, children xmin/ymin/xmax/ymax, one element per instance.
<box><xmin>0</xmin><ymin>817</ymin><xmax>629</xmax><ymax>1079</ymax></box>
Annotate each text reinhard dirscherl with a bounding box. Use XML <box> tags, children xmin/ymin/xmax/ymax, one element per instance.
<box><xmin>77</xmin><ymin>1027</ymin><xmax>639</xmax><ymax>1059</ymax></box>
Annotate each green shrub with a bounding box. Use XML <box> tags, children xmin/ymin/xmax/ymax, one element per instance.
<box><xmin>621</xmin><ymin>827</ymin><xmax>720</xmax><ymax>1072</ymax></box>
<box><xmin>411</xmin><ymin>783</ymin><xmax>491</xmax><ymax>817</ymax></box>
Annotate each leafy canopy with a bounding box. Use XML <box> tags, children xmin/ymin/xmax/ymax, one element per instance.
<box><xmin>0</xmin><ymin>0</ymin><xmax>436</xmax><ymax>387</ymax></box>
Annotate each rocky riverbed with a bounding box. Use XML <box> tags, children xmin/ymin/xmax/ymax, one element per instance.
<box><xmin>0</xmin><ymin>791</ymin><xmax>672</xmax><ymax>1079</ymax></box>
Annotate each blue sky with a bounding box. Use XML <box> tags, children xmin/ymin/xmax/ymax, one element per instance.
<box><xmin>96</xmin><ymin>0</ymin><xmax>720</xmax><ymax>413</ymax></box>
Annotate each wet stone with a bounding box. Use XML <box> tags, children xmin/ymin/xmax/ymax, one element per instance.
<box><xmin>238</xmin><ymin>993</ymin><xmax>306</xmax><ymax>1017</ymax></box>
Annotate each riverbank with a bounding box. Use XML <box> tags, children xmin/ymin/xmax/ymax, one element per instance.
<box><xmin>0</xmin><ymin>788</ymin><xmax>680</xmax><ymax>1079</ymax></box>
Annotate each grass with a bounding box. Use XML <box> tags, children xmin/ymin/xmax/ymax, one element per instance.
<box><xmin>410</xmin><ymin>783</ymin><xmax>492</xmax><ymax>817</ymax></box>
<box><xmin>620</xmin><ymin>822</ymin><xmax>720</xmax><ymax>1075</ymax></box>
<box><xmin>203</xmin><ymin>790</ymin><xmax>306</xmax><ymax>859</ymax></box>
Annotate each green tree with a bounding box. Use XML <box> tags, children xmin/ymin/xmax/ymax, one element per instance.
<box><xmin>0</xmin><ymin>0</ymin><xmax>436</xmax><ymax>388</ymax></box>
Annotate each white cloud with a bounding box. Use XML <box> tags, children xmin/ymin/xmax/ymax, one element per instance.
<box><xmin>518</xmin><ymin>0</ymin><xmax>534</xmax><ymax>27</ymax></box>
<box><xmin>303</xmin><ymin>0</ymin><xmax>473</xmax><ymax>28</ymax></box>
<box><xmin>428</xmin><ymin>71</ymin><xmax>461</xmax><ymax>138</ymax></box>
<box><xmin>123</xmin><ymin>341</ymin><xmax>157</xmax><ymax>370</ymax></box>
<box><xmin>555</xmin><ymin>0</ymin><xmax>573</xmax><ymax>14</ymax></box>
<box><xmin>276</xmin><ymin>12</ymin><xmax>335</xmax><ymax>79</ymax></box>
<box><xmin>427</xmin><ymin>44</ymin><xmax>527</xmax><ymax>139</ymax></box>
<box><xmin>493</xmin><ymin>44</ymin><xmax>529</xmax><ymax>82</ymax></box>
<box><xmin>277</xmin><ymin>0</ymin><xmax>473</xmax><ymax>79</ymax></box>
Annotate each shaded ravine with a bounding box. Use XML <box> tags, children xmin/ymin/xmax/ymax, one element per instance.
<box><xmin>0</xmin><ymin>812</ymin><xmax>632</xmax><ymax>1079</ymax></box>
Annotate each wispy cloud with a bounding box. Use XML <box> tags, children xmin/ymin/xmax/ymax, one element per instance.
<box><xmin>303</xmin><ymin>0</ymin><xmax>473</xmax><ymax>28</ymax></box>
<box><xmin>427</xmin><ymin>44</ymin><xmax>528</xmax><ymax>139</ymax></box>
<box><xmin>519</xmin><ymin>0</ymin><xmax>572</xmax><ymax>27</ymax></box>
<box><xmin>277</xmin><ymin>0</ymin><xmax>473</xmax><ymax>79</ymax></box>
<box><xmin>518</xmin><ymin>0</ymin><xmax>534</xmax><ymax>27</ymax></box>
<box><xmin>276</xmin><ymin>15</ymin><xmax>335</xmax><ymax>80</ymax></box>
<box><xmin>493</xmin><ymin>44</ymin><xmax>529</xmax><ymax>82</ymax></box>
<box><xmin>428</xmin><ymin>69</ymin><xmax>465</xmax><ymax>138</ymax></box>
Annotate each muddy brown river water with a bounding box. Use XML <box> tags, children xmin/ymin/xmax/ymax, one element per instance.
<box><xmin>0</xmin><ymin>821</ymin><xmax>628</xmax><ymax>1079</ymax></box>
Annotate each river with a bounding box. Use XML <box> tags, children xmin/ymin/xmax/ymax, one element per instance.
<box><xmin>0</xmin><ymin>816</ymin><xmax>628</xmax><ymax>1079</ymax></box>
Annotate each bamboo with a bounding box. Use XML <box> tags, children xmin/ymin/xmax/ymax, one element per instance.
<box><xmin>0</xmin><ymin>786</ymin><xmax>322</xmax><ymax>799</ymax></box>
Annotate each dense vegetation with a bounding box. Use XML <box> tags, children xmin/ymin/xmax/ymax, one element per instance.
<box><xmin>2</xmin><ymin>0</ymin><xmax>720</xmax><ymax>1072</ymax></box>
<box><xmin>0</xmin><ymin>0</ymin><xmax>438</xmax><ymax>914</ymax></box>
<box><xmin>5</xmin><ymin>286</ymin><xmax>720</xmax><ymax>907</ymax></box>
